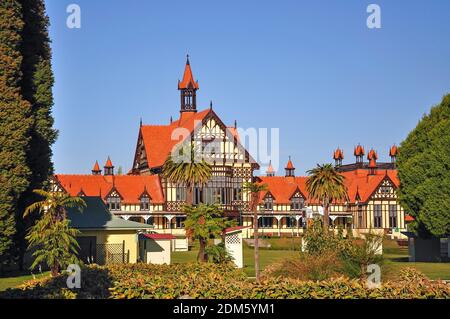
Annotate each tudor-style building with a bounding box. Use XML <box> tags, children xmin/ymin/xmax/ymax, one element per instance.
<box><xmin>53</xmin><ymin>58</ymin><xmax>407</xmax><ymax>238</ymax></box>
<box><xmin>247</xmin><ymin>145</ymin><xmax>405</xmax><ymax>238</ymax></box>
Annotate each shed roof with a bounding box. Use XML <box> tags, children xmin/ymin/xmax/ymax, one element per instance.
<box><xmin>67</xmin><ymin>196</ymin><xmax>152</xmax><ymax>230</ymax></box>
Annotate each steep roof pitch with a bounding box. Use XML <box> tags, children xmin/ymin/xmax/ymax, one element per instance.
<box><xmin>259</xmin><ymin>169</ymin><xmax>399</xmax><ymax>205</ymax></box>
<box><xmin>178</xmin><ymin>58</ymin><xmax>199</xmax><ymax>89</ymax></box>
<box><xmin>139</xmin><ymin>109</ymin><xmax>210</xmax><ymax>168</ymax></box>
<box><xmin>258</xmin><ymin>176</ymin><xmax>308</xmax><ymax>203</ymax></box>
<box><xmin>54</xmin><ymin>174</ymin><xmax>164</xmax><ymax>204</ymax></box>
<box><xmin>138</xmin><ymin>108</ymin><xmax>256</xmax><ymax>169</ymax></box>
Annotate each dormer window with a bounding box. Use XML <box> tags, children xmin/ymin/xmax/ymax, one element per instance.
<box><xmin>106</xmin><ymin>196</ymin><xmax>121</xmax><ymax>211</ymax></box>
<box><xmin>263</xmin><ymin>193</ymin><xmax>273</xmax><ymax>210</ymax></box>
<box><xmin>140</xmin><ymin>194</ymin><xmax>150</xmax><ymax>211</ymax></box>
<box><xmin>291</xmin><ymin>196</ymin><xmax>304</xmax><ymax>211</ymax></box>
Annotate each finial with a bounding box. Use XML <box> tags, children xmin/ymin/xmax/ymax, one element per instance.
<box><xmin>186</xmin><ymin>54</ymin><xmax>190</xmax><ymax>65</ymax></box>
<box><xmin>234</xmin><ymin>120</ymin><xmax>237</xmax><ymax>129</ymax></box>
<box><xmin>140</xmin><ymin>117</ymin><xmax>142</xmax><ymax>127</ymax></box>
<box><xmin>210</xmin><ymin>100</ymin><xmax>213</xmax><ymax>110</ymax></box>
<box><xmin>170</xmin><ymin>116</ymin><xmax>173</xmax><ymax>123</ymax></box>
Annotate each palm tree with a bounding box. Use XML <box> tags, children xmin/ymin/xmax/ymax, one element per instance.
<box><xmin>24</xmin><ymin>190</ymin><xmax>86</xmax><ymax>276</ymax></box>
<box><xmin>243</xmin><ymin>181</ymin><xmax>268</xmax><ymax>282</ymax></box>
<box><xmin>184</xmin><ymin>204</ymin><xmax>235</xmax><ymax>262</ymax></box>
<box><xmin>162</xmin><ymin>143</ymin><xmax>212</xmax><ymax>205</ymax></box>
<box><xmin>306</xmin><ymin>164</ymin><xmax>348</xmax><ymax>232</ymax></box>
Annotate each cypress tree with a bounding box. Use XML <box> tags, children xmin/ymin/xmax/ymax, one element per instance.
<box><xmin>0</xmin><ymin>0</ymin><xmax>32</xmax><ymax>269</ymax></box>
<box><xmin>397</xmin><ymin>94</ymin><xmax>450</xmax><ymax>237</ymax></box>
<box><xmin>15</xmin><ymin>0</ymin><xmax>58</xmax><ymax>268</ymax></box>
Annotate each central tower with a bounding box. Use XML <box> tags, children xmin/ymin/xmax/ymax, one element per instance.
<box><xmin>178</xmin><ymin>55</ymin><xmax>199</xmax><ymax>112</ymax></box>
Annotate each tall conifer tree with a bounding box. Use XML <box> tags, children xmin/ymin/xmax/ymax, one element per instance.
<box><xmin>15</xmin><ymin>0</ymin><xmax>58</xmax><ymax>267</ymax></box>
<box><xmin>0</xmin><ymin>0</ymin><xmax>32</xmax><ymax>268</ymax></box>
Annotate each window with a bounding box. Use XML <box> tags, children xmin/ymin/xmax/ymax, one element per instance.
<box><xmin>264</xmin><ymin>194</ymin><xmax>273</xmax><ymax>210</ymax></box>
<box><xmin>140</xmin><ymin>195</ymin><xmax>150</xmax><ymax>211</ymax></box>
<box><xmin>258</xmin><ymin>217</ymin><xmax>273</xmax><ymax>228</ymax></box>
<box><xmin>146</xmin><ymin>217</ymin><xmax>154</xmax><ymax>226</ymax></box>
<box><xmin>233</xmin><ymin>187</ymin><xmax>242</xmax><ymax>201</ymax></box>
<box><xmin>380</xmin><ymin>186</ymin><xmax>391</xmax><ymax>194</ymax></box>
<box><xmin>285</xmin><ymin>216</ymin><xmax>296</xmax><ymax>228</ymax></box>
<box><xmin>176</xmin><ymin>187</ymin><xmax>186</xmax><ymax>201</ymax></box>
<box><xmin>374</xmin><ymin>204</ymin><xmax>382</xmax><ymax>228</ymax></box>
<box><xmin>106</xmin><ymin>196</ymin><xmax>121</xmax><ymax>211</ymax></box>
<box><xmin>291</xmin><ymin>196</ymin><xmax>304</xmax><ymax>210</ymax></box>
<box><xmin>175</xmin><ymin>217</ymin><xmax>186</xmax><ymax>229</ymax></box>
<box><xmin>389</xmin><ymin>205</ymin><xmax>397</xmax><ymax>228</ymax></box>
<box><xmin>358</xmin><ymin>206</ymin><xmax>364</xmax><ymax>228</ymax></box>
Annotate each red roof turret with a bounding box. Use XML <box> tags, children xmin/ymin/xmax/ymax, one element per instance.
<box><xmin>354</xmin><ymin>144</ymin><xmax>365</xmax><ymax>157</ymax></box>
<box><xmin>333</xmin><ymin>148</ymin><xmax>344</xmax><ymax>160</ymax></box>
<box><xmin>105</xmin><ymin>156</ymin><xmax>113</xmax><ymax>168</ymax></box>
<box><xmin>367</xmin><ymin>149</ymin><xmax>378</xmax><ymax>161</ymax></box>
<box><xmin>285</xmin><ymin>158</ymin><xmax>295</xmax><ymax>170</ymax></box>
<box><xmin>389</xmin><ymin>145</ymin><xmax>398</xmax><ymax>157</ymax></box>
<box><xmin>178</xmin><ymin>55</ymin><xmax>199</xmax><ymax>89</ymax></box>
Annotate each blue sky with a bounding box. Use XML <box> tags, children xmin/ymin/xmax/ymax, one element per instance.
<box><xmin>46</xmin><ymin>0</ymin><xmax>450</xmax><ymax>175</ymax></box>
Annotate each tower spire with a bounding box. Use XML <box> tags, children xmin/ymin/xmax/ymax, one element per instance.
<box><xmin>178</xmin><ymin>55</ymin><xmax>199</xmax><ymax>113</ymax></box>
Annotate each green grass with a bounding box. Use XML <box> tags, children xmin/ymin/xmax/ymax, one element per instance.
<box><xmin>0</xmin><ymin>271</ymin><xmax>49</xmax><ymax>292</ymax></box>
<box><xmin>173</xmin><ymin>238</ymin><xmax>450</xmax><ymax>279</ymax></box>
<box><xmin>382</xmin><ymin>239</ymin><xmax>450</xmax><ymax>280</ymax></box>
<box><xmin>172</xmin><ymin>245</ymin><xmax>299</xmax><ymax>277</ymax></box>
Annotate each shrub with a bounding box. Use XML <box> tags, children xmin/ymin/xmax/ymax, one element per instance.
<box><xmin>1</xmin><ymin>263</ymin><xmax>449</xmax><ymax>299</ymax></box>
<box><xmin>302</xmin><ymin>219</ymin><xmax>384</xmax><ymax>279</ymax></box>
<box><xmin>262</xmin><ymin>251</ymin><xmax>344</xmax><ymax>281</ymax></box>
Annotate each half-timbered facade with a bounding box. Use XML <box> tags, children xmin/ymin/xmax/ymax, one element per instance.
<box><xmin>53</xmin><ymin>58</ymin><xmax>407</xmax><ymax>238</ymax></box>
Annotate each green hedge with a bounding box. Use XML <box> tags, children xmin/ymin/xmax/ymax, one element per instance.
<box><xmin>1</xmin><ymin>263</ymin><xmax>449</xmax><ymax>299</ymax></box>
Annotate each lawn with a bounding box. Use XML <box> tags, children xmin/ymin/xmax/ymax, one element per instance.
<box><xmin>0</xmin><ymin>271</ymin><xmax>49</xmax><ymax>292</ymax></box>
<box><xmin>382</xmin><ymin>240</ymin><xmax>450</xmax><ymax>280</ymax></box>
<box><xmin>173</xmin><ymin>238</ymin><xmax>450</xmax><ymax>280</ymax></box>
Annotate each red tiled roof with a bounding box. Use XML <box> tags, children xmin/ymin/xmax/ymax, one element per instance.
<box><xmin>369</xmin><ymin>158</ymin><xmax>377</xmax><ymax>168</ymax></box>
<box><xmin>140</xmin><ymin>109</ymin><xmax>211</xmax><ymax>168</ymax></box>
<box><xmin>405</xmin><ymin>215</ymin><xmax>415</xmax><ymax>222</ymax></box>
<box><xmin>178</xmin><ymin>58</ymin><xmax>199</xmax><ymax>89</ymax></box>
<box><xmin>140</xmin><ymin>109</ymin><xmax>245</xmax><ymax>169</ymax></box>
<box><xmin>105</xmin><ymin>157</ymin><xmax>113</xmax><ymax>168</ymax></box>
<box><xmin>258</xmin><ymin>176</ymin><xmax>307</xmax><ymax>204</ymax></box>
<box><xmin>54</xmin><ymin>174</ymin><xmax>165</xmax><ymax>204</ymax></box>
<box><xmin>142</xmin><ymin>233</ymin><xmax>176</xmax><ymax>240</ymax></box>
<box><xmin>259</xmin><ymin>169</ymin><xmax>399</xmax><ymax>205</ymax></box>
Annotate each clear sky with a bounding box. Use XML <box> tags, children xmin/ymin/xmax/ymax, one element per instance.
<box><xmin>46</xmin><ymin>0</ymin><xmax>450</xmax><ymax>175</ymax></box>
